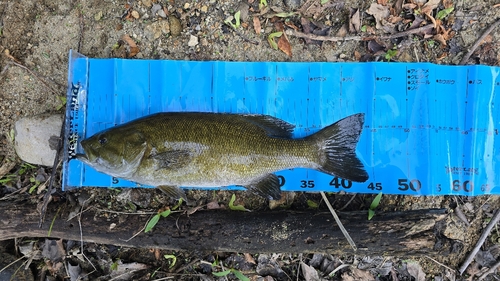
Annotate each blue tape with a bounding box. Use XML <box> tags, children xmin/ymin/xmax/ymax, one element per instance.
<box><xmin>63</xmin><ymin>50</ymin><xmax>500</xmax><ymax>196</ymax></box>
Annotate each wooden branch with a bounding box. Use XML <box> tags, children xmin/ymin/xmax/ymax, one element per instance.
<box><xmin>0</xmin><ymin>199</ymin><xmax>448</xmax><ymax>256</ymax></box>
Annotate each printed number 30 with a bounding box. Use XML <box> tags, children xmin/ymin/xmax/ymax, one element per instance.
<box><xmin>300</xmin><ymin>180</ymin><xmax>315</xmax><ymax>188</ymax></box>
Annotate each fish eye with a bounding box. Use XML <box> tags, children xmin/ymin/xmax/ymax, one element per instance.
<box><xmin>98</xmin><ymin>136</ymin><xmax>107</xmax><ymax>145</ymax></box>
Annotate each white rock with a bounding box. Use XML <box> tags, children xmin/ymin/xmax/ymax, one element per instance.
<box><xmin>188</xmin><ymin>35</ymin><xmax>199</xmax><ymax>47</ymax></box>
<box><xmin>14</xmin><ymin>114</ymin><xmax>63</xmax><ymax>166</ymax></box>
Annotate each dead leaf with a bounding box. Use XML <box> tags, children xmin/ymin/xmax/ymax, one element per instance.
<box><xmin>42</xmin><ymin>239</ymin><xmax>66</xmax><ymax>262</ymax></box>
<box><xmin>244</xmin><ymin>253</ymin><xmax>256</xmax><ymax>264</ymax></box>
<box><xmin>343</xmin><ymin>268</ymin><xmax>376</xmax><ymax>281</ymax></box>
<box><xmin>278</xmin><ymin>34</ymin><xmax>292</xmax><ymax>57</ymax></box>
<box><xmin>253</xmin><ymin>17</ymin><xmax>261</xmax><ymax>35</ymax></box>
<box><xmin>354</xmin><ymin>50</ymin><xmax>361</xmax><ymax>60</ymax></box>
<box><xmin>388</xmin><ymin>15</ymin><xmax>403</xmax><ymax>24</ymax></box>
<box><xmin>421</xmin><ymin>0</ymin><xmax>441</xmax><ymax>14</ymax></box>
<box><xmin>300</xmin><ymin>262</ymin><xmax>320</xmax><ymax>281</ymax></box>
<box><xmin>349</xmin><ymin>8</ymin><xmax>361</xmax><ymax>33</ymax></box>
<box><xmin>336</xmin><ymin>23</ymin><xmax>348</xmax><ymax>37</ymax></box>
<box><xmin>284</xmin><ymin>20</ymin><xmax>299</xmax><ymax>30</ymax></box>
<box><xmin>393</xmin><ymin>0</ymin><xmax>404</xmax><ymax>15</ymax></box>
<box><xmin>366</xmin><ymin>3</ymin><xmax>390</xmax><ymax>29</ymax></box>
<box><xmin>67</xmin><ymin>262</ymin><xmax>81</xmax><ymax>281</ymax></box>
<box><xmin>443</xmin><ymin>0</ymin><xmax>453</xmax><ymax>8</ymax></box>
<box><xmin>407</xmin><ymin>261</ymin><xmax>426</xmax><ymax>281</ymax></box>
<box><xmin>154</xmin><ymin>248</ymin><xmax>161</xmax><ymax>260</ymax></box>
<box><xmin>368</xmin><ymin>40</ymin><xmax>386</xmax><ymax>54</ymax></box>
<box><xmin>378</xmin><ymin>0</ymin><xmax>388</xmax><ymax>5</ymax></box>
<box><xmin>481</xmin><ymin>34</ymin><xmax>493</xmax><ymax>44</ymax></box>
<box><xmin>121</xmin><ymin>34</ymin><xmax>140</xmax><ymax>57</ymax></box>
<box><xmin>207</xmin><ymin>200</ymin><xmax>221</xmax><ymax>209</ymax></box>
<box><xmin>433</xmin><ymin>34</ymin><xmax>447</xmax><ymax>46</ymax></box>
<box><xmin>402</xmin><ymin>3</ymin><xmax>417</xmax><ymax>9</ymax></box>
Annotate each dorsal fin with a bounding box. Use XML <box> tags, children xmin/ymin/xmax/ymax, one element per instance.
<box><xmin>241</xmin><ymin>115</ymin><xmax>295</xmax><ymax>138</ymax></box>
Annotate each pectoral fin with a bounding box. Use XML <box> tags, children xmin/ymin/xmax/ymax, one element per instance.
<box><xmin>157</xmin><ymin>185</ymin><xmax>188</xmax><ymax>201</ymax></box>
<box><xmin>244</xmin><ymin>174</ymin><xmax>282</xmax><ymax>200</ymax></box>
<box><xmin>151</xmin><ymin>150</ymin><xmax>191</xmax><ymax>170</ymax></box>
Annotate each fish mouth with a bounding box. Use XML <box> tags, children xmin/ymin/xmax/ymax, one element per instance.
<box><xmin>75</xmin><ymin>153</ymin><xmax>92</xmax><ymax>165</ymax></box>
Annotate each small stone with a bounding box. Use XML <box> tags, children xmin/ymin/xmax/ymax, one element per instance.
<box><xmin>201</xmin><ymin>5</ymin><xmax>208</xmax><ymax>13</ymax></box>
<box><xmin>14</xmin><ymin>114</ymin><xmax>63</xmax><ymax>166</ymax></box>
<box><xmin>142</xmin><ymin>0</ymin><xmax>152</xmax><ymax>7</ymax></box>
<box><xmin>131</xmin><ymin>10</ymin><xmax>140</xmax><ymax>19</ymax></box>
<box><xmin>184</xmin><ymin>3</ymin><xmax>190</xmax><ymax>9</ymax></box>
<box><xmin>283</xmin><ymin>0</ymin><xmax>306</xmax><ymax>9</ymax></box>
<box><xmin>169</xmin><ymin>16</ymin><xmax>182</xmax><ymax>36</ymax></box>
<box><xmin>201</xmin><ymin>38</ymin><xmax>208</xmax><ymax>46</ymax></box>
<box><xmin>157</xmin><ymin>9</ymin><xmax>167</xmax><ymax>18</ymax></box>
<box><xmin>151</xmin><ymin>3</ymin><xmax>162</xmax><ymax>17</ymax></box>
<box><xmin>188</xmin><ymin>35</ymin><xmax>199</xmax><ymax>47</ymax></box>
<box><xmin>145</xmin><ymin>20</ymin><xmax>170</xmax><ymax>40</ymax></box>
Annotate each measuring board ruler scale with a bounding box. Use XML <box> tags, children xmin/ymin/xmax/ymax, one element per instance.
<box><xmin>63</xmin><ymin>50</ymin><xmax>500</xmax><ymax>196</ymax></box>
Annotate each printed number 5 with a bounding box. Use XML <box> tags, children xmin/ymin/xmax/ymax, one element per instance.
<box><xmin>300</xmin><ymin>180</ymin><xmax>315</xmax><ymax>188</ymax></box>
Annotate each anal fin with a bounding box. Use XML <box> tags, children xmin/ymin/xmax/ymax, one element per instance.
<box><xmin>157</xmin><ymin>185</ymin><xmax>188</xmax><ymax>201</ymax></box>
<box><xmin>244</xmin><ymin>174</ymin><xmax>282</xmax><ymax>200</ymax></box>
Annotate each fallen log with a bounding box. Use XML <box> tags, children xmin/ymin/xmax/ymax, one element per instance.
<box><xmin>0</xmin><ymin>199</ymin><xmax>449</xmax><ymax>256</ymax></box>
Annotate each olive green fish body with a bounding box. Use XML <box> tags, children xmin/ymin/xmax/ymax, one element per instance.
<box><xmin>77</xmin><ymin>112</ymin><xmax>368</xmax><ymax>200</ymax></box>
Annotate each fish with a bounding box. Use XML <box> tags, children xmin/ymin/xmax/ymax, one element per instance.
<box><xmin>76</xmin><ymin>112</ymin><xmax>369</xmax><ymax>200</ymax></box>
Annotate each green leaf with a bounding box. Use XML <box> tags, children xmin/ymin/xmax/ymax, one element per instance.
<box><xmin>259</xmin><ymin>0</ymin><xmax>268</xmax><ymax>8</ymax></box>
<box><xmin>145</xmin><ymin>214</ymin><xmax>160</xmax><ymax>233</ymax></box>
<box><xmin>164</xmin><ymin>254</ymin><xmax>177</xmax><ymax>268</ymax></box>
<box><xmin>321</xmin><ymin>0</ymin><xmax>329</xmax><ymax>4</ymax></box>
<box><xmin>234</xmin><ymin>11</ymin><xmax>241</xmax><ymax>28</ymax></box>
<box><xmin>159</xmin><ymin>209</ymin><xmax>171</xmax><ymax>218</ymax></box>
<box><xmin>232</xmin><ymin>269</ymin><xmax>250</xmax><ymax>281</ymax></box>
<box><xmin>307</xmin><ymin>200</ymin><xmax>318</xmax><ymax>209</ymax></box>
<box><xmin>370</xmin><ymin>192</ymin><xmax>383</xmax><ymax>210</ymax></box>
<box><xmin>111</xmin><ymin>260</ymin><xmax>119</xmax><ymax>271</ymax></box>
<box><xmin>172</xmin><ymin>198</ymin><xmax>183</xmax><ymax>210</ymax></box>
<box><xmin>436</xmin><ymin>6</ymin><xmax>454</xmax><ymax>20</ymax></box>
<box><xmin>385</xmin><ymin>49</ymin><xmax>397</xmax><ymax>61</ymax></box>
<box><xmin>229</xmin><ymin>194</ymin><xmax>250</xmax><ymax>211</ymax></box>
<box><xmin>212</xmin><ymin>270</ymin><xmax>231</xmax><ymax>277</ymax></box>
<box><xmin>267</xmin><ymin>31</ymin><xmax>283</xmax><ymax>50</ymax></box>
<box><xmin>368</xmin><ymin>209</ymin><xmax>375</xmax><ymax>220</ymax></box>
<box><xmin>360</xmin><ymin>25</ymin><xmax>367</xmax><ymax>32</ymax></box>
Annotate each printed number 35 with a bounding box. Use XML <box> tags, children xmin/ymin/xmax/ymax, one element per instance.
<box><xmin>300</xmin><ymin>180</ymin><xmax>315</xmax><ymax>188</ymax></box>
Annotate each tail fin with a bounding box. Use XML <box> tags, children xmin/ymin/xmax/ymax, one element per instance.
<box><xmin>308</xmin><ymin>113</ymin><xmax>369</xmax><ymax>182</ymax></box>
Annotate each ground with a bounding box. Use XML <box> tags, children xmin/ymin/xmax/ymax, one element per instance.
<box><xmin>1</xmin><ymin>0</ymin><xmax>500</xmax><ymax>280</ymax></box>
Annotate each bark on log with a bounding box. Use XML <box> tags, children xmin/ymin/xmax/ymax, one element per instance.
<box><xmin>0</xmin><ymin>199</ymin><xmax>449</xmax><ymax>256</ymax></box>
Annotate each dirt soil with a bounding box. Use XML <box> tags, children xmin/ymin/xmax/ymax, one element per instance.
<box><xmin>1</xmin><ymin>0</ymin><xmax>500</xmax><ymax>280</ymax></box>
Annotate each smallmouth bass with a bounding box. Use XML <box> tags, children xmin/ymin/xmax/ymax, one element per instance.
<box><xmin>76</xmin><ymin>112</ymin><xmax>368</xmax><ymax>200</ymax></box>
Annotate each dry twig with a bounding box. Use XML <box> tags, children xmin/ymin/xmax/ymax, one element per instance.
<box><xmin>459</xmin><ymin>19</ymin><xmax>500</xmax><ymax>65</ymax></box>
<box><xmin>286</xmin><ymin>24</ymin><xmax>435</xmax><ymax>42</ymax></box>
<box><xmin>459</xmin><ymin>209</ymin><xmax>500</xmax><ymax>275</ymax></box>
<box><xmin>320</xmin><ymin>191</ymin><xmax>357</xmax><ymax>251</ymax></box>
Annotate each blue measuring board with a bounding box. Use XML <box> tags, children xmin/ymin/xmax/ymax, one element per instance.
<box><xmin>63</xmin><ymin>50</ymin><xmax>500</xmax><ymax>196</ymax></box>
